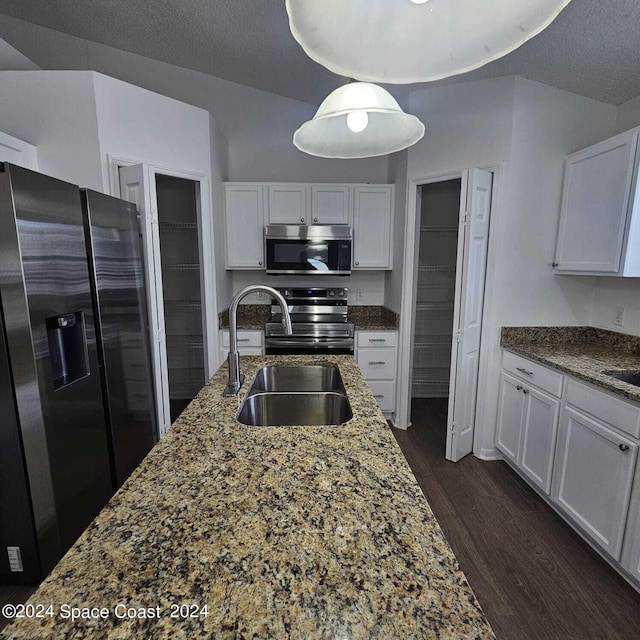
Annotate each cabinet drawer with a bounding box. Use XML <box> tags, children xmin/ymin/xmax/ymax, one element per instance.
<box><xmin>221</xmin><ymin>330</ymin><xmax>263</xmax><ymax>349</ymax></box>
<box><xmin>357</xmin><ymin>348</ymin><xmax>396</xmax><ymax>380</ymax></box>
<box><xmin>566</xmin><ymin>378</ymin><xmax>640</xmax><ymax>438</ymax></box>
<box><xmin>502</xmin><ymin>351</ymin><xmax>563</xmax><ymax>397</ymax></box>
<box><xmin>357</xmin><ymin>331</ymin><xmax>398</xmax><ymax>348</ymax></box>
<box><xmin>368</xmin><ymin>381</ymin><xmax>395</xmax><ymax>412</ymax></box>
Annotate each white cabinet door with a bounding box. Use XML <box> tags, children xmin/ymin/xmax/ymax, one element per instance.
<box><xmin>224</xmin><ymin>184</ymin><xmax>265</xmax><ymax>269</ymax></box>
<box><xmin>496</xmin><ymin>372</ymin><xmax>525</xmax><ymax>464</ymax></box>
<box><xmin>311</xmin><ymin>185</ymin><xmax>351</xmax><ymax>225</ymax></box>
<box><xmin>267</xmin><ymin>184</ymin><xmax>308</xmax><ymax>224</ymax></box>
<box><xmin>552</xmin><ymin>406</ymin><xmax>638</xmax><ymax>560</ymax></box>
<box><xmin>623</xmin><ymin>490</ymin><xmax>640</xmax><ymax>583</ymax></box>
<box><xmin>0</xmin><ymin>131</ymin><xmax>38</xmax><ymax>170</ymax></box>
<box><xmin>352</xmin><ymin>185</ymin><xmax>393</xmax><ymax>269</ymax></box>
<box><xmin>520</xmin><ymin>386</ymin><xmax>560</xmax><ymax>494</ymax></box>
<box><xmin>554</xmin><ymin>129</ymin><xmax>639</xmax><ymax>273</ymax></box>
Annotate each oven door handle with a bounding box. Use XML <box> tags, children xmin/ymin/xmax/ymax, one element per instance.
<box><xmin>265</xmin><ymin>338</ymin><xmax>354</xmax><ymax>347</ymax></box>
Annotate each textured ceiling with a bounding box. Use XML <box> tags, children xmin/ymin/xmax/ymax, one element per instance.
<box><xmin>0</xmin><ymin>0</ymin><xmax>638</xmax><ymax>106</ymax></box>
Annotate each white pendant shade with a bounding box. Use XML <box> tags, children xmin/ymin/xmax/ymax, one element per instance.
<box><xmin>293</xmin><ymin>83</ymin><xmax>425</xmax><ymax>159</ymax></box>
<box><xmin>286</xmin><ymin>0</ymin><xmax>572</xmax><ymax>84</ymax></box>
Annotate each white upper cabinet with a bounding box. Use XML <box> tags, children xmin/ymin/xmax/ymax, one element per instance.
<box><xmin>311</xmin><ymin>185</ymin><xmax>351</xmax><ymax>225</ymax></box>
<box><xmin>267</xmin><ymin>184</ymin><xmax>308</xmax><ymax>225</ymax></box>
<box><xmin>352</xmin><ymin>185</ymin><xmax>394</xmax><ymax>270</ymax></box>
<box><xmin>224</xmin><ymin>184</ymin><xmax>265</xmax><ymax>269</ymax></box>
<box><xmin>554</xmin><ymin>128</ymin><xmax>640</xmax><ymax>276</ymax></box>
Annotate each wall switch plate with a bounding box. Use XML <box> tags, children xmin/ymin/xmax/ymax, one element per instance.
<box><xmin>7</xmin><ymin>546</ymin><xmax>23</xmax><ymax>572</ymax></box>
<box><xmin>356</xmin><ymin>288</ymin><xmax>364</xmax><ymax>302</ymax></box>
<box><xmin>614</xmin><ymin>307</ymin><xmax>625</xmax><ymax>327</ymax></box>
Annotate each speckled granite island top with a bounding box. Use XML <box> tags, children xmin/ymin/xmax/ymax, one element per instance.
<box><xmin>502</xmin><ymin>326</ymin><xmax>640</xmax><ymax>402</ymax></box>
<box><xmin>2</xmin><ymin>355</ymin><xmax>494</xmax><ymax>640</ymax></box>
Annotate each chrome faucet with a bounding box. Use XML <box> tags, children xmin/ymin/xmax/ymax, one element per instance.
<box><xmin>223</xmin><ymin>285</ymin><xmax>293</xmax><ymax>397</ymax></box>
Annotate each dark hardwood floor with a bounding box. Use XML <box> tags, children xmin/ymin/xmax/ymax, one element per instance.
<box><xmin>392</xmin><ymin>398</ymin><xmax>640</xmax><ymax>640</ymax></box>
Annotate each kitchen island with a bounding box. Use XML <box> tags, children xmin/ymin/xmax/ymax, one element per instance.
<box><xmin>1</xmin><ymin>355</ymin><xmax>494</xmax><ymax>640</ymax></box>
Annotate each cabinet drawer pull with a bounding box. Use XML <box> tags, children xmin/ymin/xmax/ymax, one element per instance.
<box><xmin>369</xmin><ymin>338</ymin><xmax>386</xmax><ymax>343</ymax></box>
<box><xmin>368</xmin><ymin>361</ymin><xmax>386</xmax><ymax>366</ymax></box>
<box><xmin>516</xmin><ymin>367</ymin><xmax>534</xmax><ymax>376</ymax></box>
<box><xmin>522</xmin><ymin>389</ymin><xmax>530</xmax><ymax>395</ymax></box>
<box><xmin>552</xmin><ymin>262</ymin><xmax>559</xmax><ymax>268</ymax></box>
<box><xmin>373</xmin><ymin>394</ymin><xmax>384</xmax><ymax>399</ymax></box>
<box><xmin>237</xmin><ymin>338</ymin><xmax>251</xmax><ymax>343</ymax></box>
<box><xmin>516</xmin><ymin>385</ymin><xmax>523</xmax><ymax>391</ymax></box>
<box><xmin>313</xmin><ymin>217</ymin><xmax>318</xmax><ymax>222</ymax></box>
<box><xmin>619</xmin><ymin>444</ymin><xmax>630</xmax><ymax>452</ymax></box>
<box><xmin>355</xmin><ymin>261</ymin><xmax>359</xmax><ymax>266</ymax></box>
<box><xmin>300</xmin><ymin>218</ymin><xmax>305</xmax><ymax>222</ymax></box>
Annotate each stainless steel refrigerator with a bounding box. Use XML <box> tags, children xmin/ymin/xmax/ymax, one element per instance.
<box><xmin>0</xmin><ymin>164</ymin><xmax>156</xmax><ymax>585</ymax></box>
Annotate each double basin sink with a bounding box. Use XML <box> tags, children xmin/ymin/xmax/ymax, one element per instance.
<box><xmin>237</xmin><ymin>364</ymin><xmax>353</xmax><ymax>426</ymax></box>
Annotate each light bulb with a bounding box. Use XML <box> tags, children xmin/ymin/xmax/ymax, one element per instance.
<box><xmin>409</xmin><ymin>0</ymin><xmax>430</xmax><ymax>4</ymax></box>
<box><xmin>346</xmin><ymin>111</ymin><xmax>369</xmax><ymax>133</ymax></box>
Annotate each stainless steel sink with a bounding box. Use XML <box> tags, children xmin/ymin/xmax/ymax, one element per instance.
<box><xmin>604</xmin><ymin>371</ymin><xmax>640</xmax><ymax>387</ymax></box>
<box><xmin>250</xmin><ymin>364</ymin><xmax>346</xmax><ymax>393</ymax></box>
<box><xmin>237</xmin><ymin>364</ymin><xmax>352</xmax><ymax>426</ymax></box>
<box><xmin>237</xmin><ymin>391</ymin><xmax>352</xmax><ymax>426</ymax></box>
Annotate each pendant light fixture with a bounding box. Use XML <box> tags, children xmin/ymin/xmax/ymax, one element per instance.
<box><xmin>286</xmin><ymin>0</ymin><xmax>572</xmax><ymax>84</ymax></box>
<box><xmin>293</xmin><ymin>82</ymin><xmax>425</xmax><ymax>159</ymax></box>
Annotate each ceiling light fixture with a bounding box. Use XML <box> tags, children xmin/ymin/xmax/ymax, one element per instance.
<box><xmin>293</xmin><ymin>82</ymin><xmax>425</xmax><ymax>159</ymax></box>
<box><xmin>285</xmin><ymin>0</ymin><xmax>572</xmax><ymax>84</ymax></box>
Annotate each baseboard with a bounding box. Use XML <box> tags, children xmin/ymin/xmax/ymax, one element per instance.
<box><xmin>475</xmin><ymin>447</ymin><xmax>503</xmax><ymax>461</ymax></box>
<box><xmin>389</xmin><ymin>416</ymin><xmax>411</xmax><ymax>430</ymax></box>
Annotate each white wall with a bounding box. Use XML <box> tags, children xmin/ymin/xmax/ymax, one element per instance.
<box><xmin>0</xmin><ymin>35</ymin><xmax>39</xmax><ymax>70</ymax></box>
<box><xmin>232</xmin><ymin>271</ymin><xmax>385</xmax><ymax>306</ymax></box>
<box><xmin>587</xmin><ymin>93</ymin><xmax>640</xmax><ymax>336</ymax></box>
<box><xmin>385</xmin><ymin>150</ymin><xmax>408</xmax><ymax>313</ymax></box>
<box><xmin>477</xmin><ymin>78</ymin><xmax>615</xmax><ymax>456</ymax></box>
<box><xmin>0</xmin><ymin>71</ymin><xmax>103</xmax><ymax>189</ymax></box>
<box><xmin>0</xmin><ymin>15</ymin><xmax>388</xmax><ymax>185</ymax></box>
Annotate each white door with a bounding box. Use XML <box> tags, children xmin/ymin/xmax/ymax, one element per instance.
<box><xmin>119</xmin><ymin>163</ymin><xmax>171</xmax><ymax>436</ymax></box>
<box><xmin>446</xmin><ymin>168</ymin><xmax>493</xmax><ymax>462</ymax></box>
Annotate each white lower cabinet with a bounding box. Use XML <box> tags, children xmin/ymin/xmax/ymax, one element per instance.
<box><xmin>496</xmin><ymin>370</ymin><xmax>560</xmax><ymax>493</ymax></box>
<box><xmin>498</xmin><ymin>349</ymin><xmax>640</xmax><ymax>589</ymax></box>
<box><xmin>218</xmin><ymin>330</ymin><xmax>264</xmax><ymax>366</ymax></box>
<box><xmin>551</xmin><ymin>406</ymin><xmax>637</xmax><ymax>560</ymax></box>
<box><xmin>355</xmin><ymin>330</ymin><xmax>398</xmax><ymax>414</ymax></box>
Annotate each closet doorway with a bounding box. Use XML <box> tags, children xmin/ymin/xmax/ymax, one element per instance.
<box><xmin>407</xmin><ymin>169</ymin><xmax>493</xmax><ymax>461</ymax></box>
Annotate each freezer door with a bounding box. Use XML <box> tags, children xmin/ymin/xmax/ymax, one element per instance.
<box><xmin>81</xmin><ymin>189</ymin><xmax>157</xmax><ymax>488</ymax></box>
<box><xmin>0</xmin><ymin>164</ymin><xmax>113</xmax><ymax>557</ymax></box>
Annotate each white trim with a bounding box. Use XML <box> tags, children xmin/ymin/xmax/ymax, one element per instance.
<box><xmin>109</xmin><ymin>154</ymin><xmax>220</xmax><ymax>410</ymax></box>
<box><xmin>397</xmin><ymin>164</ymin><xmax>503</xmax><ymax>461</ymax></box>
<box><xmin>0</xmin><ymin>130</ymin><xmax>39</xmax><ymax>171</ymax></box>
<box><xmin>476</xmin><ymin>448</ymin><xmax>503</xmax><ymax>461</ymax></box>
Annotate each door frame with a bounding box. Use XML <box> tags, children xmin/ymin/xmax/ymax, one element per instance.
<box><xmin>108</xmin><ymin>155</ymin><xmax>219</xmax><ymax>393</ymax></box>
<box><xmin>395</xmin><ymin>164</ymin><xmax>502</xmax><ymax>458</ymax></box>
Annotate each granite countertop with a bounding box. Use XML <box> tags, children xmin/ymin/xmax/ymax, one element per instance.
<box><xmin>2</xmin><ymin>355</ymin><xmax>493</xmax><ymax>640</ymax></box>
<box><xmin>218</xmin><ymin>305</ymin><xmax>399</xmax><ymax>331</ymax></box>
<box><xmin>501</xmin><ymin>326</ymin><xmax>640</xmax><ymax>402</ymax></box>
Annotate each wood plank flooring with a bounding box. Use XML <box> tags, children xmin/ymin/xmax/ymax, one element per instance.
<box><xmin>392</xmin><ymin>398</ymin><xmax>640</xmax><ymax>640</ymax></box>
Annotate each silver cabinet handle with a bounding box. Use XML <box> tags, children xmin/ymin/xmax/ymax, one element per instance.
<box><xmin>369</xmin><ymin>361</ymin><xmax>386</xmax><ymax>366</ymax></box>
<box><xmin>369</xmin><ymin>338</ymin><xmax>386</xmax><ymax>343</ymax></box>
<box><xmin>355</xmin><ymin>261</ymin><xmax>359</xmax><ymax>266</ymax></box>
<box><xmin>237</xmin><ymin>338</ymin><xmax>251</xmax><ymax>343</ymax></box>
<box><xmin>313</xmin><ymin>217</ymin><xmax>318</xmax><ymax>222</ymax></box>
<box><xmin>258</xmin><ymin>260</ymin><xmax>263</xmax><ymax>266</ymax></box>
<box><xmin>373</xmin><ymin>394</ymin><xmax>384</xmax><ymax>399</ymax></box>
<box><xmin>619</xmin><ymin>444</ymin><xmax>630</xmax><ymax>452</ymax></box>
<box><xmin>552</xmin><ymin>262</ymin><xmax>559</xmax><ymax>268</ymax></box>
<box><xmin>516</xmin><ymin>367</ymin><xmax>533</xmax><ymax>376</ymax></box>
<box><xmin>516</xmin><ymin>385</ymin><xmax>523</xmax><ymax>391</ymax></box>
<box><xmin>523</xmin><ymin>389</ymin><xmax>530</xmax><ymax>395</ymax></box>
<box><xmin>300</xmin><ymin>218</ymin><xmax>304</xmax><ymax>222</ymax></box>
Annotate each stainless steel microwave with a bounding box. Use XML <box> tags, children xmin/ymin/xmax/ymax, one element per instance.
<box><xmin>265</xmin><ymin>225</ymin><xmax>352</xmax><ymax>275</ymax></box>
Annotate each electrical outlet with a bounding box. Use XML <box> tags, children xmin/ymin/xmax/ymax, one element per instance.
<box><xmin>614</xmin><ymin>307</ymin><xmax>625</xmax><ymax>327</ymax></box>
<box><xmin>356</xmin><ymin>288</ymin><xmax>365</xmax><ymax>302</ymax></box>
<box><xmin>255</xmin><ymin>291</ymin><xmax>265</xmax><ymax>301</ymax></box>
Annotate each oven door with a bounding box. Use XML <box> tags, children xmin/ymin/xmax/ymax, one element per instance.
<box><xmin>265</xmin><ymin>238</ymin><xmax>351</xmax><ymax>275</ymax></box>
<box><xmin>265</xmin><ymin>337</ymin><xmax>354</xmax><ymax>355</ymax></box>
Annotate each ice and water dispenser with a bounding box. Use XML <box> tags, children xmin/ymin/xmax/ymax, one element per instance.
<box><xmin>46</xmin><ymin>312</ymin><xmax>90</xmax><ymax>390</ymax></box>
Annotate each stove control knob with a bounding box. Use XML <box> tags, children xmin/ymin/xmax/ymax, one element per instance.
<box><xmin>328</xmin><ymin>290</ymin><xmax>335</xmax><ymax>297</ymax></box>
<box><xmin>338</xmin><ymin>290</ymin><xmax>345</xmax><ymax>297</ymax></box>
